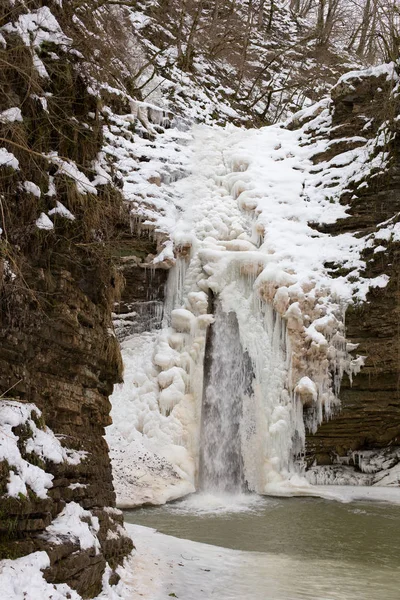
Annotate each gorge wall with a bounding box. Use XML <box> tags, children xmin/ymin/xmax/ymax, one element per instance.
<box><xmin>0</xmin><ymin>1</ymin><xmax>136</xmax><ymax>596</ymax></box>
<box><xmin>306</xmin><ymin>67</ymin><xmax>400</xmax><ymax>480</ymax></box>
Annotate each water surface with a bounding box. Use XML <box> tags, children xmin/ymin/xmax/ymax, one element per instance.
<box><xmin>124</xmin><ymin>492</ymin><xmax>400</xmax><ymax>599</ymax></box>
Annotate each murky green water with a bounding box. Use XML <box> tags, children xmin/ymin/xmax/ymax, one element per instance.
<box><xmin>125</xmin><ymin>493</ymin><xmax>400</xmax><ymax>566</ymax></box>
<box><xmin>125</xmin><ymin>492</ymin><xmax>400</xmax><ymax>599</ymax></box>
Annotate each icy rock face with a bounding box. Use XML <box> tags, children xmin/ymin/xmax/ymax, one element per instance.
<box><xmin>305</xmin><ymin>448</ymin><xmax>400</xmax><ymax>487</ymax></box>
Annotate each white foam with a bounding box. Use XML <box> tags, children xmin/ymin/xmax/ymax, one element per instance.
<box><xmin>165</xmin><ymin>492</ymin><xmax>266</xmax><ymax>515</ymax></box>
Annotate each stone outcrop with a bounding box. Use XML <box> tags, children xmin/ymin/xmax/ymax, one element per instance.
<box><xmin>305</xmin><ymin>66</ymin><xmax>400</xmax><ymax>470</ymax></box>
<box><xmin>112</xmin><ymin>233</ymin><xmax>168</xmax><ymax>341</ymax></box>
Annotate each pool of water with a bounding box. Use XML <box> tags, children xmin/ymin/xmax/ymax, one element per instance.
<box><xmin>124</xmin><ymin>492</ymin><xmax>400</xmax><ymax>599</ymax></box>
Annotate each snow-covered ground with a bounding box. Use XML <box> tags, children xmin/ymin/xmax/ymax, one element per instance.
<box><xmin>107</xmin><ymin>84</ymin><xmax>397</xmax><ymax>505</ymax></box>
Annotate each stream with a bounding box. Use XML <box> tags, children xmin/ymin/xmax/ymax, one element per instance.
<box><xmin>124</xmin><ymin>492</ymin><xmax>400</xmax><ymax>600</ymax></box>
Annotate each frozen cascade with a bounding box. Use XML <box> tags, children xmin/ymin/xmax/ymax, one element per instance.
<box><xmin>218</xmin><ymin>278</ymin><xmax>301</xmax><ymax>491</ymax></box>
<box><xmin>107</xmin><ymin>121</ymin><xmax>376</xmax><ymax>506</ymax></box>
<box><xmin>199</xmin><ymin>300</ymin><xmax>253</xmax><ymax>492</ymax></box>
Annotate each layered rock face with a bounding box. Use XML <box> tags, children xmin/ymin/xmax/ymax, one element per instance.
<box><xmin>0</xmin><ymin>0</ymin><xmax>134</xmax><ymax>595</ymax></box>
<box><xmin>113</xmin><ymin>243</ymin><xmax>168</xmax><ymax>341</ymax></box>
<box><xmin>306</xmin><ymin>67</ymin><xmax>400</xmax><ymax>472</ymax></box>
<box><xmin>0</xmin><ymin>257</ymin><xmax>133</xmax><ymax>595</ymax></box>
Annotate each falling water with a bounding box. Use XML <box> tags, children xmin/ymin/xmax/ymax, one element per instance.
<box><xmin>199</xmin><ymin>300</ymin><xmax>253</xmax><ymax>493</ymax></box>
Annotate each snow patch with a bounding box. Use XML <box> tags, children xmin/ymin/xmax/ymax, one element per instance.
<box><xmin>0</xmin><ymin>107</ymin><xmax>22</xmax><ymax>123</ymax></box>
<box><xmin>0</xmin><ymin>148</ymin><xmax>19</xmax><ymax>170</ymax></box>
<box><xmin>43</xmin><ymin>502</ymin><xmax>100</xmax><ymax>553</ymax></box>
<box><xmin>36</xmin><ymin>213</ymin><xmax>54</xmax><ymax>230</ymax></box>
<box><xmin>0</xmin><ymin>401</ymin><xmax>85</xmax><ymax>499</ymax></box>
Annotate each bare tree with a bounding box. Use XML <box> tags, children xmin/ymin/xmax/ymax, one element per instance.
<box><xmin>356</xmin><ymin>0</ymin><xmax>373</xmax><ymax>56</ymax></box>
<box><xmin>315</xmin><ymin>0</ymin><xmax>342</xmax><ymax>45</ymax></box>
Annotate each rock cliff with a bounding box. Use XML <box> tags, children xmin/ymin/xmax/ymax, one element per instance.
<box><xmin>0</xmin><ymin>1</ymin><xmax>134</xmax><ymax>595</ymax></box>
<box><xmin>305</xmin><ymin>65</ymin><xmax>400</xmax><ymax>480</ymax></box>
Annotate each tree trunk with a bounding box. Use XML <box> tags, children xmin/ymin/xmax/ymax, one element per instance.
<box><xmin>357</xmin><ymin>0</ymin><xmax>372</xmax><ymax>57</ymax></box>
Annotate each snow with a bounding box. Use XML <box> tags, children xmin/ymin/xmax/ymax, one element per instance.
<box><xmin>0</xmin><ymin>148</ymin><xmax>19</xmax><ymax>170</ymax></box>
<box><xmin>3</xmin><ymin>6</ymin><xmax>72</xmax><ymax>49</ymax></box>
<box><xmin>36</xmin><ymin>213</ymin><xmax>54</xmax><ymax>230</ymax></box>
<box><xmin>46</xmin><ymin>176</ymin><xmax>56</xmax><ymax>197</ymax></box>
<box><xmin>0</xmin><ymin>402</ymin><xmax>53</xmax><ymax>499</ymax></box>
<box><xmin>68</xmin><ymin>482</ymin><xmax>87</xmax><ymax>490</ymax></box>
<box><xmin>32</xmin><ymin>54</ymin><xmax>49</xmax><ymax>79</ymax></box>
<box><xmin>91</xmin><ymin>158</ymin><xmax>112</xmax><ymax>187</ymax></box>
<box><xmin>0</xmin><ymin>107</ymin><xmax>22</xmax><ymax>123</ymax></box>
<box><xmin>31</xmin><ymin>94</ymin><xmax>49</xmax><ymax>112</ymax></box>
<box><xmin>48</xmin><ymin>154</ymin><xmax>97</xmax><ymax>195</ymax></box>
<box><xmin>100</xmin><ymin>102</ymin><xmax>190</xmax><ymax>261</ymax></box>
<box><xmin>0</xmin><ymin>552</ymin><xmax>81</xmax><ymax>600</ymax></box>
<box><xmin>0</xmin><ymin>401</ymin><xmax>85</xmax><ymax>499</ymax></box>
<box><xmin>43</xmin><ymin>502</ymin><xmax>100</xmax><ymax>553</ymax></box>
<box><xmin>2</xmin><ymin>6</ymin><xmax>73</xmax><ymax>79</ymax></box>
<box><xmin>24</xmin><ymin>181</ymin><xmax>41</xmax><ymax>197</ymax></box>
<box><xmin>48</xmin><ymin>201</ymin><xmax>75</xmax><ymax>220</ymax></box>
<box><xmin>335</xmin><ymin>61</ymin><xmax>399</xmax><ymax>86</ymax></box>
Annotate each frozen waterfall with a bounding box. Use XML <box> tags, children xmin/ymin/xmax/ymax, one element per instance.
<box><xmin>108</xmin><ymin>123</ymin><xmax>368</xmax><ymax>507</ymax></box>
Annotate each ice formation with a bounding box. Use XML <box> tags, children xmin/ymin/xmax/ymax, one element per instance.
<box><xmin>306</xmin><ymin>448</ymin><xmax>400</xmax><ymax>487</ymax></box>
<box><xmin>108</xmin><ymin>82</ymin><xmax>394</xmax><ymax>504</ymax></box>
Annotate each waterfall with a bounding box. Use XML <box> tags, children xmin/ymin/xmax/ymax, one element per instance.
<box><xmin>108</xmin><ymin>122</ymin><xmax>367</xmax><ymax>507</ymax></box>
<box><xmin>199</xmin><ymin>300</ymin><xmax>253</xmax><ymax>493</ymax></box>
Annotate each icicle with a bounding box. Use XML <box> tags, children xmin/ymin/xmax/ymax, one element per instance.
<box><xmin>162</xmin><ymin>257</ymin><xmax>188</xmax><ymax>326</ymax></box>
